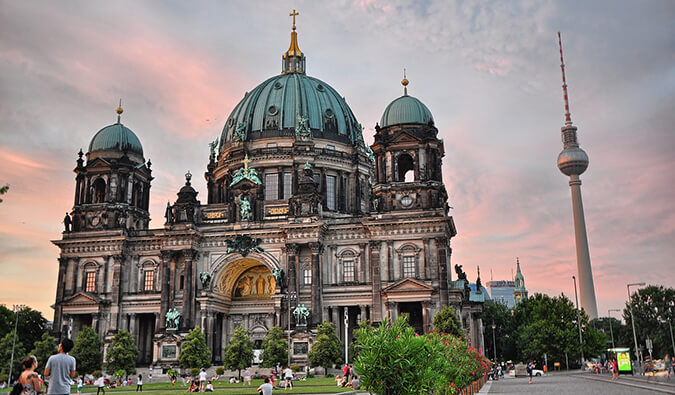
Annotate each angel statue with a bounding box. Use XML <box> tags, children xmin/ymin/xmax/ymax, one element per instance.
<box><xmin>165</xmin><ymin>308</ymin><xmax>181</xmax><ymax>330</ymax></box>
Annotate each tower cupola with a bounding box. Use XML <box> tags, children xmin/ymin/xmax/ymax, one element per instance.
<box><xmin>282</xmin><ymin>9</ymin><xmax>305</xmax><ymax>74</ymax></box>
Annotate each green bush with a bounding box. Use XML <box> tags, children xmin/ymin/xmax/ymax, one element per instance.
<box><xmin>166</xmin><ymin>369</ymin><xmax>178</xmax><ymax>377</ymax></box>
<box><xmin>215</xmin><ymin>367</ymin><xmax>225</xmax><ymax>376</ymax></box>
<box><xmin>190</xmin><ymin>368</ymin><xmax>200</xmax><ymax>377</ymax></box>
<box><xmin>92</xmin><ymin>370</ymin><xmax>102</xmax><ymax>378</ymax></box>
<box><xmin>354</xmin><ymin>316</ymin><xmax>491</xmax><ymax>395</ymax></box>
<box><xmin>114</xmin><ymin>369</ymin><xmax>127</xmax><ymax>380</ymax></box>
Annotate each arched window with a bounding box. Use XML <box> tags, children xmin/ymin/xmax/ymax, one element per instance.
<box><xmin>82</xmin><ymin>262</ymin><xmax>99</xmax><ymax>293</ymax></box>
<box><xmin>397</xmin><ymin>153</ymin><xmax>415</xmax><ymax>182</ymax></box>
<box><xmin>396</xmin><ymin>243</ymin><xmax>422</xmax><ymax>279</ymax></box>
<box><xmin>93</xmin><ymin>178</ymin><xmax>106</xmax><ymax>203</ymax></box>
<box><xmin>336</xmin><ymin>248</ymin><xmax>360</xmax><ymax>283</ymax></box>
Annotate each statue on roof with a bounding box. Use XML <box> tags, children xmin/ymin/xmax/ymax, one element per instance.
<box><xmin>295</xmin><ymin>115</ymin><xmax>311</xmax><ymax>140</ymax></box>
<box><xmin>208</xmin><ymin>139</ymin><xmax>218</xmax><ymax>161</ymax></box>
<box><xmin>230</xmin><ymin>155</ymin><xmax>262</xmax><ymax>186</ymax></box>
<box><xmin>454</xmin><ymin>264</ymin><xmax>467</xmax><ymax>281</ymax></box>
<box><xmin>233</xmin><ymin>122</ymin><xmax>247</xmax><ymax>142</ymax></box>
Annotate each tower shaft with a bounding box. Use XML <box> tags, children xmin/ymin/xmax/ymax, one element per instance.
<box><xmin>569</xmin><ymin>174</ymin><xmax>598</xmax><ymax>319</ymax></box>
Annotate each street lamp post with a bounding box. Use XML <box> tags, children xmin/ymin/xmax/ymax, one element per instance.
<box><xmin>491</xmin><ymin>322</ymin><xmax>497</xmax><ymax>363</ymax></box>
<box><xmin>608</xmin><ymin>308</ymin><xmax>621</xmax><ymax>349</ymax></box>
<box><xmin>627</xmin><ymin>282</ymin><xmax>645</xmax><ymax>371</ymax></box>
<box><xmin>656</xmin><ymin>304</ymin><xmax>675</xmax><ymax>359</ymax></box>
<box><xmin>572</xmin><ymin>276</ymin><xmax>585</xmax><ymax>364</ymax></box>
<box><xmin>8</xmin><ymin>304</ymin><xmax>25</xmax><ymax>385</ymax></box>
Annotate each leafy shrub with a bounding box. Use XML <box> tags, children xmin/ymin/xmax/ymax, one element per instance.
<box><xmin>215</xmin><ymin>367</ymin><xmax>225</xmax><ymax>376</ymax></box>
<box><xmin>166</xmin><ymin>369</ymin><xmax>178</xmax><ymax>377</ymax></box>
<box><xmin>190</xmin><ymin>368</ymin><xmax>200</xmax><ymax>377</ymax></box>
<box><xmin>92</xmin><ymin>370</ymin><xmax>102</xmax><ymax>378</ymax></box>
<box><xmin>290</xmin><ymin>365</ymin><xmax>300</xmax><ymax>372</ymax></box>
<box><xmin>113</xmin><ymin>369</ymin><xmax>126</xmax><ymax>380</ymax></box>
<box><xmin>354</xmin><ymin>316</ymin><xmax>491</xmax><ymax>395</ymax></box>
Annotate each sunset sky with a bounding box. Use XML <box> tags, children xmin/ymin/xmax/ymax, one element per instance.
<box><xmin>0</xmin><ymin>0</ymin><xmax>673</xmax><ymax>321</ymax></box>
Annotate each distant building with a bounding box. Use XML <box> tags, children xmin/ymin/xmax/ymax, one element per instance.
<box><xmin>513</xmin><ymin>258</ymin><xmax>528</xmax><ymax>305</ymax></box>
<box><xmin>486</xmin><ymin>280</ymin><xmax>515</xmax><ymax>308</ymax></box>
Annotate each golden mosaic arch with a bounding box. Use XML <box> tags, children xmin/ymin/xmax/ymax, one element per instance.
<box><xmin>215</xmin><ymin>257</ymin><xmax>276</xmax><ymax>298</ymax></box>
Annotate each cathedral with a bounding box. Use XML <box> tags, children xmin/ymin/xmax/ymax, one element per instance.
<box><xmin>52</xmin><ymin>14</ymin><xmax>485</xmax><ymax>369</ymax></box>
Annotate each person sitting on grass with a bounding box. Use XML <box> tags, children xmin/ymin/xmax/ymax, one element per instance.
<box><xmin>339</xmin><ymin>376</ymin><xmax>348</xmax><ymax>388</ymax></box>
<box><xmin>205</xmin><ymin>381</ymin><xmax>214</xmax><ymax>392</ymax></box>
<box><xmin>257</xmin><ymin>377</ymin><xmax>273</xmax><ymax>395</ymax></box>
<box><xmin>351</xmin><ymin>375</ymin><xmax>361</xmax><ymax>390</ymax></box>
<box><xmin>335</xmin><ymin>375</ymin><xmax>342</xmax><ymax>387</ymax></box>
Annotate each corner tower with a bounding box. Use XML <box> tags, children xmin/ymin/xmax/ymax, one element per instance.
<box><xmin>556</xmin><ymin>33</ymin><xmax>598</xmax><ymax>319</ymax></box>
<box><xmin>69</xmin><ymin>103</ymin><xmax>153</xmax><ymax>232</ymax></box>
<box><xmin>370</xmin><ymin>74</ymin><xmax>448</xmax><ymax>213</ymax></box>
<box><xmin>513</xmin><ymin>258</ymin><xmax>528</xmax><ymax>304</ymax></box>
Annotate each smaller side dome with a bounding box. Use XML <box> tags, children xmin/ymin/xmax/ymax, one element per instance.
<box><xmin>380</xmin><ymin>95</ymin><xmax>434</xmax><ymax>128</ymax></box>
<box><xmin>88</xmin><ymin>123</ymin><xmax>144</xmax><ymax>156</ymax></box>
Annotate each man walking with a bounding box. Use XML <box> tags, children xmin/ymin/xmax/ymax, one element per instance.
<box><xmin>44</xmin><ymin>338</ymin><xmax>77</xmax><ymax>395</ymax></box>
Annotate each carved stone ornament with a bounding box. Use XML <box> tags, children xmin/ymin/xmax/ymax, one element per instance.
<box><xmin>226</xmin><ymin>235</ymin><xmax>263</xmax><ymax>257</ymax></box>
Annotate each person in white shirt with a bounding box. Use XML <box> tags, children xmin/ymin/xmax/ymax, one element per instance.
<box><xmin>257</xmin><ymin>377</ymin><xmax>273</xmax><ymax>395</ymax></box>
<box><xmin>283</xmin><ymin>367</ymin><xmax>293</xmax><ymax>389</ymax></box>
<box><xmin>243</xmin><ymin>369</ymin><xmax>251</xmax><ymax>385</ymax></box>
<box><xmin>198</xmin><ymin>369</ymin><xmax>207</xmax><ymax>392</ymax></box>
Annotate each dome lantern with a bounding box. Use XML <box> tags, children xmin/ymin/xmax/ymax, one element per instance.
<box><xmin>282</xmin><ymin>9</ymin><xmax>305</xmax><ymax>74</ymax></box>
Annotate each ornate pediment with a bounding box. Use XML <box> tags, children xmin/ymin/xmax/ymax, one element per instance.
<box><xmin>61</xmin><ymin>292</ymin><xmax>103</xmax><ymax>306</ymax></box>
<box><xmin>390</xmin><ymin>130</ymin><xmax>421</xmax><ymax>144</ymax></box>
<box><xmin>382</xmin><ymin>278</ymin><xmax>434</xmax><ymax>294</ymax></box>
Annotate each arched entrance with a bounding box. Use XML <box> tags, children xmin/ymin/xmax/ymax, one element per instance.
<box><xmin>208</xmin><ymin>257</ymin><xmax>280</xmax><ymax>364</ymax></box>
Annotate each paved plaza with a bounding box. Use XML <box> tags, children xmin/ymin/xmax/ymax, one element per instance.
<box><xmin>484</xmin><ymin>373</ymin><xmax>675</xmax><ymax>394</ymax></box>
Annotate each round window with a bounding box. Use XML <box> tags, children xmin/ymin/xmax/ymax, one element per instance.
<box><xmin>274</xmin><ymin>82</ymin><xmax>282</xmax><ymax>89</ymax></box>
<box><xmin>325</xmin><ymin>109</ymin><xmax>334</xmax><ymax>118</ymax></box>
<box><xmin>317</xmin><ymin>84</ymin><xmax>325</xmax><ymax>92</ymax></box>
<box><xmin>268</xmin><ymin>105</ymin><xmax>278</xmax><ymax>115</ymax></box>
<box><xmin>400</xmin><ymin>195</ymin><xmax>414</xmax><ymax>207</ymax></box>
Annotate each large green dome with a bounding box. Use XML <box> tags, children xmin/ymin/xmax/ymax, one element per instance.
<box><xmin>380</xmin><ymin>94</ymin><xmax>434</xmax><ymax>128</ymax></box>
<box><xmin>220</xmin><ymin>73</ymin><xmax>363</xmax><ymax>150</ymax></box>
<box><xmin>88</xmin><ymin>122</ymin><xmax>144</xmax><ymax>156</ymax></box>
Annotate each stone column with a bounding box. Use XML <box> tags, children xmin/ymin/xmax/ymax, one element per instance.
<box><xmin>286</xmin><ymin>244</ymin><xmax>298</xmax><ymax>296</ymax></box>
<box><xmin>359</xmin><ymin>243</ymin><xmax>367</xmax><ymax>283</ymax></box>
<box><xmin>436</xmin><ymin>238</ymin><xmax>449</xmax><ymax>306</ymax></box>
<box><xmin>423</xmin><ymin>239</ymin><xmax>431</xmax><ymax>280</ymax></box>
<box><xmin>159</xmin><ymin>251</ymin><xmax>172</xmax><ymax>330</ymax></box>
<box><xmin>331</xmin><ymin>307</ymin><xmax>339</xmax><ymax>327</ymax></box>
<box><xmin>369</xmin><ymin>241</ymin><xmax>382</xmax><ymax>323</ymax></box>
<box><xmin>54</xmin><ymin>258</ymin><xmax>68</xmax><ymax>331</ymax></box>
<box><xmin>129</xmin><ymin>313</ymin><xmax>137</xmax><ymax>341</ymax></box>
<box><xmin>309</xmin><ymin>243</ymin><xmax>322</xmax><ymax>326</ymax></box>
<box><xmin>206</xmin><ymin>312</ymin><xmax>215</xmax><ymax>357</ymax></box>
<box><xmin>182</xmin><ymin>250</ymin><xmax>195</xmax><ymax>329</ymax></box>
<box><xmin>110</xmin><ymin>255</ymin><xmax>123</xmax><ymax>331</ymax></box>
<box><xmin>387</xmin><ymin>241</ymin><xmax>394</xmax><ymax>282</ymax></box>
<box><xmin>421</xmin><ymin>301</ymin><xmax>429</xmax><ymax>333</ymax></box>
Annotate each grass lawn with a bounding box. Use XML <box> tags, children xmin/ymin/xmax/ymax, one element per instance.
<box><xmin>75</xmin><ymin>378</ymin><xmax>355</xmax><ymax>394</ymax></box>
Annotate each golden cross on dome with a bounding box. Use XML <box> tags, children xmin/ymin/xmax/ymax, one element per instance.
<box><xmin>243</xmin><ymin>154</ymin><xmax>250</xmax><ymax>170</ymax></box>
<box><xmin>289</xmin><ymin>9</ymin><xmax>299</xmax><ymax>30</ymax></box>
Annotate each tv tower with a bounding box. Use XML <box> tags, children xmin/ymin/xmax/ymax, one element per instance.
<box><xmin>556</xmin><ymin>32</ymin><xmax>598</xmax><ymax>319</ymax></box>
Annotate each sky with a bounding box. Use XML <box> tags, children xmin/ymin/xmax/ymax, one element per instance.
<box><xmin>0</xmin><ymin>0</ymin><xmax>673</xmax><ymax>322</ymax></box>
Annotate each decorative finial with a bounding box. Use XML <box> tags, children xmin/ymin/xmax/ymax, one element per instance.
<box><xmin>243</xmin><ymin>154</ymin><xmax>250</xmax><ymax>170</ymax></box>
<box><xmin>282</xmin><ymin>9</ymin><xmax>305</xmax><ymax>74</ymax></box>
<box><xmin>558</xmin><ymin>32</ymin><xmax>573</xmax><ymax>126</ymax></box>
<box><xmin>116</xmin><ymin>99</ymin><xmax>123</xmax><ymax>123</ymax></box>
<box><xmin>401</xmin><ymin>68</ymin><xmax>409</xmax><ymax>96</ymax></box>
<box><xmin>185</xmin><ymin>170</ymin><xmax>192</xmax><ymax>184</ymax></box>
<box><xmin>290</xmin><ymin>9</ymin><xmax>299</xmax><ymax>31</ymax></box>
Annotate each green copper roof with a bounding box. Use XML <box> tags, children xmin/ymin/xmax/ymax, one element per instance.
<box><xmin>88</xmin><ymin>122</ymin><xmax>144</xmax><ymax>156</ymax></box>
<box><xmin>380</xmin><ymin>94</ymin><xmax>434</xmax><ymax>128</ymax></box>
<box><xmin>220</xmin><ymin>73</ymin><xmax>362</xmax><ymax>150</ymax></box>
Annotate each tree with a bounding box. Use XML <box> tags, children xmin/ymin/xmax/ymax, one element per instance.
<box><xmin>30</xmin><ymin>332</ymin><xmax>58</xmax><ymax>375</ymax></box>
<box><xmin>0</xmin><ymin>331</ymin><xmax>25</xmax><ymax>378</ymax></box>
<box><xmin>223</xmin><ymin>326</ymin><xmax>254</xmax><ymax>381</ymax></box>
<box><xmin>105</xmin><ymin>330</ymin><xmax>139</xmax><ymax>375</ymax></box>
<box><xmin>481</xmin><ymin>300</ymin><xmax>514</xmax><ymax>362</ymax></box>
<box><xmin>260</xmin><ymin>326</ymin><xmax>287</xmax><ymax>368</ymax></box>
<box><xmin>71</xmin><ymin>327</ymin><xmax>103</xmax><ymax>375</ymax></box>
<box><xmin>623</xmin><ymin>285</ymin><xmax>675</xmax><ymax>358</ymax></box>
<box><xmin>513</xmin><ymin>293</ymin><xmax>606</xmax><ymax>367</ymax></box>
<box><xmin>308</xmin><ymin>321</ymin><xmax>342</xmax><ymax>372</ymax></box>
<box><xmin>432</xmin><ymin>305</ymin><xmax>463</xmax><ymax>339</ymax></box>
<box><xmin>179</xmin><ymin>327</ymin><xmax>211</xmax><ymax>370</ymax></box>
<box><xmin>0</xmin><ymin>185</ymin><xmax>8</xmax><ymax>203</ymax></box>
<box><xmin>0</xmin><ymin>305</ymin><xmax>48</xmax><ymax>353</ymax></box>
